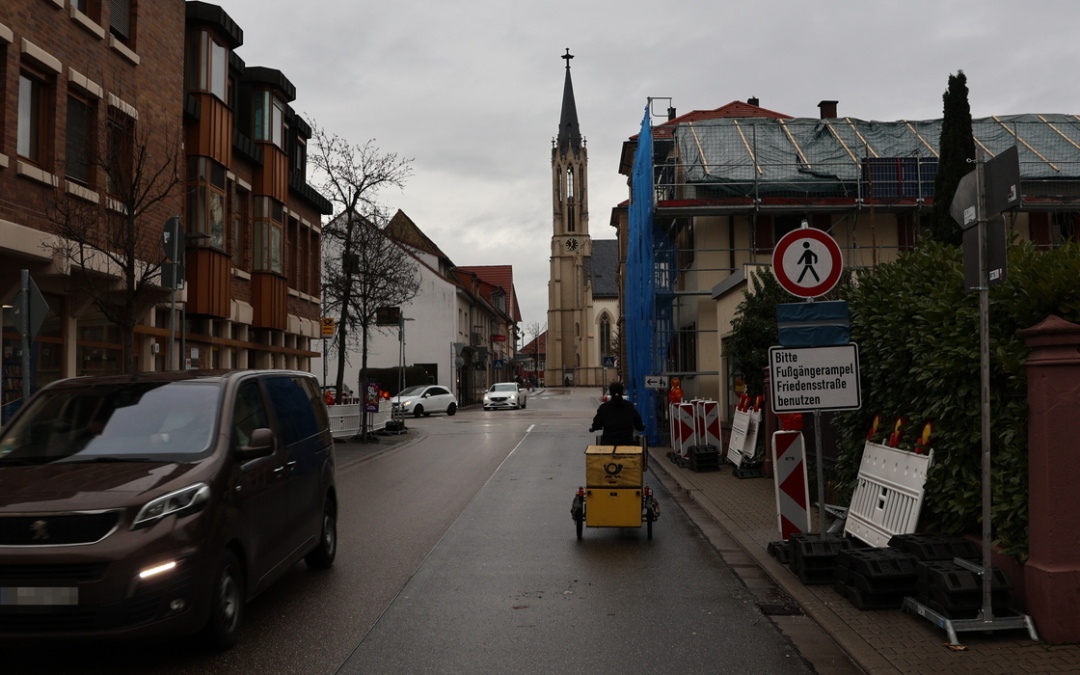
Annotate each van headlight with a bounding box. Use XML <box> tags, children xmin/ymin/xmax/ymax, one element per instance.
<box><xmin>132</xmin><ymin>483</ymin><xmax>210</xmax><ymax>530</ymax></box>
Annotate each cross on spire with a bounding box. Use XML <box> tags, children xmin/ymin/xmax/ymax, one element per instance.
<box><xmin>562</xmin><ymin>48</ymin><xmax>574</xmax><ymax>70</ymax></box>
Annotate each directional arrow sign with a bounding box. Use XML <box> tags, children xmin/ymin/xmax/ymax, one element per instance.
<box><xmin>644</xmin><ymin>375</ymin><xmax>669</xmax><ymax>389</ymax></box>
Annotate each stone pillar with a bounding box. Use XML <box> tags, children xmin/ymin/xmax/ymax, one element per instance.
<box><xmin>1021</xmin><ymin>314</ymin><xmax>1080</xmax><ymax>644</ymax></box>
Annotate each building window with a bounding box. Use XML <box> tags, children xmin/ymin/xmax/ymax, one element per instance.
<box><xmin>66</xmin><ymin>94</ymin><xmax>94</xmax><ymax>185</ymax></box>
<box><xmin>109</xmin><ymin>0</ymin><xmax>136</xmax><ymax>46</ymax></box>
<box><xmin>253</xmin><ymin>196</ymin><xmax>284</xmax><ymax>273</ymax></box>
<box><xmin>186</xmin><ymin>31</ymin><xmax>228</xmax><ymax>102</ymax></box>
<box><xmin>897</xmin><ymin>213</ymin><xmax>919</xmax><ymax>252</ymax></box>
<box><xmin>599</xmin><ymin>314</ymin><xmax>612</xmax><ymax>357</ymax></box>
<box><xmin>105</xmin><ymin>108</ymin><xmax>134</xmax><ymax>197</ymax></box>
<box><xmin>231</xmin><ymin>182</ymin><xmax>249</xmax><ymax>267</ymax></box>
<box><xmin>291</xmin><ymin>135</ymin><xmax>307</xmax><ymax>180</ymax></box>
<box><xmin>253</xmin><ymin>91</ymin><xmax>285</xmax><ymax>148</ymax></box>
<box><xmin>1031</xmin><ymin>212</ymin><xmax>1079</xmax><ymax>249</ymax></box>
<box><xmin>18</xmin><ymin>71</ymin><xmax>52</xmax><ymax>164</ymax></box>
<box><xmin>188</xmin><ymin>157</ymin><xmax>227</xmax><ymax>248</ymax></box>
<box><xmin>73</xmin><ymin>0</ymin><xmax>101</xmax><ymax>21</ymax></box>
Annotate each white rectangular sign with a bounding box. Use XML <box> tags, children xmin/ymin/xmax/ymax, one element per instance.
<box><xmin>644</xmin><ymin>375</ymin><xmax>669</xmax><ymax>389</ymax></box>
<box><xmin>769</xmin><ymin>344</ymin><xmax>861</xmax><ymax>412</ymax></box>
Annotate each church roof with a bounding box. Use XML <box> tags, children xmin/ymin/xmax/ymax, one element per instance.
<box><xmin>590</xmin><ymin>240</ymin><xmax>619</xmax><ymax>298</ymax></box>
<box><xmin>557</xmin><ymin>50</ymin><xmax>582</xmax><ymax>155</ymax></box>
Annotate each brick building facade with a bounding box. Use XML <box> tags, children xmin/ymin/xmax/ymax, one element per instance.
<box><xmin>1</xmin><ymin>1</ymin><xmax>330</xmax><ymax>418</ymax></box>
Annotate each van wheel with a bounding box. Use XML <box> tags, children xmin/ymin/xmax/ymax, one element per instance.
<box><xmin>446</xmin><ymin>403</ymin><xmax>457</xmax><ymax>416</ymax></box>
<box><xmin>413</xmin><ymin>405</ymin><xmax>423</xmax><ymax>418</ymax></box>
<box><xmin>203</xmin><ymin>550</ymin><xmax>244</xmax><ymax>649</ymax></box>
<box><xmin>305</xmin><ymin>501</ymin><xmax>337</xmax><ymax>569</ymax></box>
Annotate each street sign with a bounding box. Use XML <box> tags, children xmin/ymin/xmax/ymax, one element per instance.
<box><xmin>10</xmin><ymin>274</ymin><xmax>49</xmax><ymax>341</ymax></box>
<box><xmin>162</xmin><ymin>216</ymin><xmax>183</xmax><ymax>261</ymax></box>
<box><xmin>769</xmin><ymin>344</ymin><xmax>861</xmax><ymax>413</ymax></box>
<box><xmin>772</xmin><ymin>228</ymin><xmax>844</xmax><ymax>298</ymax></box>
<box><xmin>950</xmin><ymin>146</ymin><xmax>1021</xmax><ymax>230</ymax></box>
<box><xmin>777</xmin><ymin>301</ymin><xmax>850</xmax><ymax>347</ymax></box>
<box><xmin>320</xmin><ymin>317</ymin><xmax>335</xmax><ymax>337</ymax></box>
<box><xmin>963</xmin><ymin>215</ymin><xmax>1007</xmax><ymax>291</ymax></box>
<box><xmin>644</xmin><ymin>375</ymin><xmax>669</xmax><ymax>389</ymax></box>
<box><xmin>603</xmin><ymin>356</ymin><xmax>616</xmax><ymax>368</ymax></box>
<box><xmin>985</xmin><ymin>145</ymin><xmax>1021</xmax><ymax>216</ymax></box>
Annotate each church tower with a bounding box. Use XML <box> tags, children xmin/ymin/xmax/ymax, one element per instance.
<box><xmin>547</xmin><ymin>49</ymin><xmax>594</xmax><ymax>386</ymax></box>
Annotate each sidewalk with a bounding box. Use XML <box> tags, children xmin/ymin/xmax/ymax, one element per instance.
<box><xmin>646</xmin><ymin>444</ymin><xmax>1080</xmax><ymax>675</ymax></box>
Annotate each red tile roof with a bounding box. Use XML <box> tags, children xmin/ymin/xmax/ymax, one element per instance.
<box><xmin>635</xmin><ymin>100</ymin><xmax>793</xmax><ymax>140</ymax></box>
<box><xmin>459</xmin><ymin>265</ymin><xmax>521</xmax><ymax>322</ymax></box>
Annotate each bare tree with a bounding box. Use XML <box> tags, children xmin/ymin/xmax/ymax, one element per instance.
<box><xmin>45</xmin><ymin>111</ymin><xmax>183</xmax><ymax>374</ymax></box>
<box><xmin>308</xmin><ymin>122</ymin><xmax>419</xmax><ymax>404</ymax></box>
<box><xmin>526</xmin><ymin>321</ymin><xmax>546</xmax><ymax>385</ymax></box>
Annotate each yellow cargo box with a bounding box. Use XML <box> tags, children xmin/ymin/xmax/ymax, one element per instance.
<box><xmin>585</xmin><ymin>488</ymin><xmax>643</xmax><ymax>528</ymax></box>
<box><xmin>585</xmin><ymin>444</ymin><xmax>644</xmax><ymax>488</ymax></box>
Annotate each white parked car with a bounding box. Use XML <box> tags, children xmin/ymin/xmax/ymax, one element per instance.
<box><xmin>391</xmin><ymin>385</ymin><xmax>458</xmax><ymax>417</ymax></box>
<box><xmin>483</xmin><ymin>382</ymin><xmax>527</xmax><ymax>410</ymax></box>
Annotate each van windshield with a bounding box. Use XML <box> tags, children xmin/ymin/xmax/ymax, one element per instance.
<box><xmin>0</xmin><ymin>381</ymin><xmax>221</xmax><ymax>465</ymax></box>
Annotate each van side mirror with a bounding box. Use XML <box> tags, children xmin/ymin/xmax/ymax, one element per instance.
<box><xmin>237</xmin><ymin>427</ymin><xmax>274</xmax><ymax>459</ymax></box>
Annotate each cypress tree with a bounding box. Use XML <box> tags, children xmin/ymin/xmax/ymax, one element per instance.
<box><xmin>929</xmin><ymin>70</ymin><xmax>976</xmax><ymax>246</ymax></box>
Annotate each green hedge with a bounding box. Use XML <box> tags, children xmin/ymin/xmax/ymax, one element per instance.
<box><xmin>727</xmin><ymin>240</ymin><xmax>1080</xmax><ymax>557</ymax></box>
<box><xmin>833</xmin><ymin>240</ymin><xmax>1080</xmax><ymax>558</ymax></box>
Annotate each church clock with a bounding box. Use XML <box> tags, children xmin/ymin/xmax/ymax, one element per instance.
<box><xmin>564</xmin><ymin>237</ymin><xmax>580</xmax><ymax>252</ymax></box>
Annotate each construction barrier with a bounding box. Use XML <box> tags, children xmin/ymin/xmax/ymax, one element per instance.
<box><xmin>669</xmin><ymin>402</ymin><xmax>696</xmax><ymax>459</ymax></box>
<box><xmin>843</xmin><ymin>442</ymin><xmax>934</xmax><ymax>547</ymax></box>
<box><xmin>772</xmin><ymin>431</ymin><xmax>811</xmax><ymax>539</ymax></box>
<box><xmin>726</xmin><ymin>396</ymin><xmax>762</xmax><ymax>467</ymax></box>
<box><xmin>694</xmin><ymin>399</ymin><xmax>722</xmax><ymax>450</ymax></box>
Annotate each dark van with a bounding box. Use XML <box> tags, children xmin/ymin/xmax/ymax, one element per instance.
<box><xmin>0</xmin><ymin>370</ymin><xmax>337</xmax><ymax>648</ymax></box>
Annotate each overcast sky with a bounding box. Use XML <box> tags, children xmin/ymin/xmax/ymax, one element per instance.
<box><xmin>220</xmin><ymin>0</ymin><xmax>1080</xmax><ymax>334</ymax></box>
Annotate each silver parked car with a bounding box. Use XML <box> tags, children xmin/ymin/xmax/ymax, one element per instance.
<box><xmin>391</xmin><ymin>385</ymin><xmax>458</xmax><ymax>417</ymax></box>
<box><xmin>483</xmin><ymin>382</ymin><xmax>527</xmax><ymax>410</ymax></box>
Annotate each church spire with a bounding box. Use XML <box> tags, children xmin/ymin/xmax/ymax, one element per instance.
<box><xmin>557</xmin><ymin>48</ymin><xmax>582</xmax><ymax>156</ymax></box>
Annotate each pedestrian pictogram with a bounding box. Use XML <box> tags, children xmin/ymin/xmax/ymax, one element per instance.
<box><xmin>772</xmin><ymin>227</ymin><xmax>844</xmax><ymax>298</ymax></box>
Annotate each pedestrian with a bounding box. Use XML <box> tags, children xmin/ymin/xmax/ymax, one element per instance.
<box><xmin>590</xmin><ymin>382</ymin><xmax>644</xmax><ymax>446</ymax></box>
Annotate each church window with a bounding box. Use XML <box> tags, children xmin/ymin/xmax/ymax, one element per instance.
<box><xmin>599</xmin><ymin>314</ymin><xmax>612</xmax><ymax>357</ymax></box>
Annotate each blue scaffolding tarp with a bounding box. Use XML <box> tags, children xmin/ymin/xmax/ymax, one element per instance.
<box><xmin>625</xmin><ymin>106</ymin><xmax>678</xmax><ymax>445</ymax></box>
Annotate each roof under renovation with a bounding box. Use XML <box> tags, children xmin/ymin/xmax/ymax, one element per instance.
<box><xmin>662</xmin><ymin>113</ymin><xmax>1080</xmax><ymax>208</ymax></box>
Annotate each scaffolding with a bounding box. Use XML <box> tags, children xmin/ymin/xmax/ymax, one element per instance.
<box><xmin>623</xmin><ymin>112</ymin><xmax>1080</xmax><ymax>432</ymax></box>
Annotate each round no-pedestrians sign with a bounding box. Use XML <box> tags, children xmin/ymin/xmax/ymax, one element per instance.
<box><xmin>772</xmin><ymin>228</ymin><xmax>843</xmax><ymax>298</ymax></box>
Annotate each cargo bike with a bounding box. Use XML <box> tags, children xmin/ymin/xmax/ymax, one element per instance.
<box><xmin>570</xmin><ymin>437</ymin><xmax>660</xmax><ymax>540</ymax></box>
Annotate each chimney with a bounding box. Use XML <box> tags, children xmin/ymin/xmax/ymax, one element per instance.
<box><xmin>667</xmin><ymin>106</ymin><xmax>677</xmax><ymax>121</ymax></box>
<box><xmin>748</xmin><ymin>96</ymin><xmax>759</xmax><ymax>107</ymax></box>
<box><xmin>818</xmin><ymin>100</ymin><xmax>838</xmax><ymax>119</ymax></box>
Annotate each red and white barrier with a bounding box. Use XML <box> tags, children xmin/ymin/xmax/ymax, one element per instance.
<box><xmin>772</xmin><ymin>430</ymin><xmax>810</xmax><ymax>539</ymax></box>
<box><xmin>670</xmin><ymin>402</ymin><xmax>696</xmax><ymax>458</ymax></box>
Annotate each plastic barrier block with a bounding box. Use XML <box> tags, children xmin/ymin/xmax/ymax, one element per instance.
<box><xmin>916</xmin><ymin>560</ymin><xmax>1013</xmax><ymax>595</ymax></box>
<box><xmin>767</xmin><ymin>540</ymin><xmax>791</xmax><ymax>565</ymax></box>
<box><xmin>790</xmin><ymin>534</ymin><xmax>851</xmax><ymax>585</ymax></box>
<box><xmin>887</xmin><ymin>533</ymin><xmax>979</xmax><ymax>562</ymax></box>
<box><xmin>843</xmin><ymin>548</ymin><xmax>919</xmax><ymax>581</ymax></box>
<box><xmin>848</xmin><ymin>568</ymin><xmax>917</xmax><ymax>595</ymax></box>
<box><xmin>835</xmin><ymin>579</ymin><xmax>910</xmax><ymax>610</ymax></box>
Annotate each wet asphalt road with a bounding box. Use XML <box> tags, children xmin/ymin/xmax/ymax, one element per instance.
<box><xmin>0</xmin><ymin>389</ymin><xmax>812</xmax><ymax>674</ymax></box>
